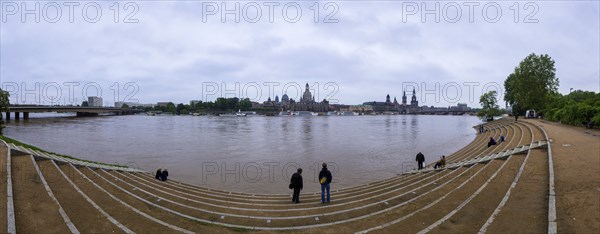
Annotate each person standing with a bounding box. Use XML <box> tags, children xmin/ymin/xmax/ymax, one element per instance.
<box><xmin>290</xmin><ymin>168</ymin><xmax>303</xmax><ymax>203</ymax></box>
<box><xmin>319</xmin><ymin>163</ymin><xmax>333</xmax><ymax>203</ymax></box>
<box><xmin>161</xmin><ymin>168</ymin><xmax>169</xmax><ymax>181</ymax></box>
<box><xmin>416</xmin><ymin>152</ymin><xmax>425</xmax><ymax>170</ymax></box>
<box><xmin>155</xmin><ymin>168</ymin><xmax>162</xmax><ymax>180</ymax></box>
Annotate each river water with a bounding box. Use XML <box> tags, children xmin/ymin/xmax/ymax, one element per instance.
<box><xmin>4</xmin><ymin>114</ymin><xmax>481</xmax><ymax>193</ymax></box>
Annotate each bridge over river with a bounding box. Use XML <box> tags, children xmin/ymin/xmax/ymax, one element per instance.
<box><xmin>4</xmin><ymin>106</ymin><xmax>142</xmax><ymax>120</ymax></box>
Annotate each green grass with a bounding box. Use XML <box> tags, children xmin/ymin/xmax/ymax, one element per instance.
<box><xmin>0</xmin><ymin>135</ymin><xmax>128</xmax><ymax>168</ymax></box>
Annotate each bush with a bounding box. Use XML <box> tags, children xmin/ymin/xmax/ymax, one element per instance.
<box><xmin>592</xmin><ymin>114</ymin><xmax>600</xmax><ymax>127</ymax></box>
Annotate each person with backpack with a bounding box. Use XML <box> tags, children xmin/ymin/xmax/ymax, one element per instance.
<box><xmin>319</xmin><ymin>163</ymin><xmax>333</xmax><ymax>203</ymax></box>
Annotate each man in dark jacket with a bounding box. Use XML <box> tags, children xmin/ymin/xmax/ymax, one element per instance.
<box><xmin>290</xmin><ymin>168</ymin><xmax>303</xmax><ymax>203</ymax></box>
<box><xmin>319</xmin><ymin>163</ymin><xmax>333</xmax><ymax>203</ymax></box>
<box><xmin>416</xmin><ymin>152</ymin><xmax>425</xmax><ymax>170</ymax></box>
<box><xmin>161</xmin><ymin>168</ymin><xmax>169</xmax><ymax>181</ymax></box>
<box><xmin>155</xmin><ymin>168</ymin><xmax>162</xmax><ymax>180</ymax></box>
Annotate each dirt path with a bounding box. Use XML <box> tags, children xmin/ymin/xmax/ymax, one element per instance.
<box><xmin>529</xmin><ymin>120</ymin><xmax>600</xmax><ymax>233</ymax></box>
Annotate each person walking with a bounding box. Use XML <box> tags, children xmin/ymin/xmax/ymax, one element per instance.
<box><xmin>160</xmin><ymin>168</ymin><xmax>169</xmax><ymax>181</ymax></box>
<box><xmin>155</xmin><ymin>168</ymin><xmax>162</xmax><ymax>180</ymax></box>
<box><xmin>290</xmin><ymin>168</ymin><xmax>303</xmax><ymax>203</ymax></box>
<box><xmin>416</xmin><ymin>152</ymin><xmax>425</xmax><ymax>170</ymax></box>
<box><xmin>319</xmin><ymin>163</ymin><xmax>332</xmax><ymax>203</ymax></box>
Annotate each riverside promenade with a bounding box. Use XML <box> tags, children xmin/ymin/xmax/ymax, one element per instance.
<box><xmin>0</xmin><ymin>118</ymin><xmax>598</xmax><ymax>233</ymax></box>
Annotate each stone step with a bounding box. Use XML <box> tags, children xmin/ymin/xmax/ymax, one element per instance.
<box><xmin>11</xmin><ymin>155</ymin><xmax>71</xmax><ymax>233</ymax></box>
<box><xmin>36</xmin><ymin>159</ymin><xmax>123</xmax><ymax>233</ymax></box>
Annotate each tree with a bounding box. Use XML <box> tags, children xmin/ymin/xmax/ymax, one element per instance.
<box><xmin>166</xmin><ymin>102</ymin><xmax>176</xmax><ymax>114</ymax></box>
<box><xmin>82</xmin><ymin>101</ymin><xmax>89</xmax><ymax>107</ymax></box>
<box><xmin>239</xmin><ymin>98</ymin><xmax>252</xmax><ymax>110</ymax></box>
<box><xmin>504</xmin><ymin>53</ymin><xmax>559</xmax><ymax>115</ymax></box>
<box><xmin>478</xmin><ymin>91</ymin><xmax>500</xmax><ymax>121</ymax></box>
<box><xmin>176</xmin><ymin>103</ymin><xmax>185</xmax><ymax>115</ymax></box>
<box><xmin>122</xmin><ymin>103</ymin><xmax>130</xmax><ymax>109</ymax></box>
<box><xmin>0</xmin><ymin>89</ymin><xmax>10</xmax><ymax>135</ymax></box>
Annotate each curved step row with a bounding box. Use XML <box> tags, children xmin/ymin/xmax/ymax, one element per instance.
<box><xmin>479</xmin><ymin>121</ymin><xmax>550</xmax><ymax>233</ymax></box>
<box><xmin>96</xmin><ymin>164</ymin><xmax>464</xmax><ymax>230</ymax></box>
<box><xmin>0</xmin><ymin>143</ymin><xmax>13</xmax><ymax>233</ymax></box>
<box><xmin>419</xmin><ymin>121</ymin><xmax>535</xmax><ymax>233</ymax></box>
<box><xmin>62</xmin><ymin>163</ymin><xmax>193</xmax><ymax>233</ymax></box>
<box><xmin>479</xmin><ymin>121</ymin><xmax>536</xmax><ymax>233</ymax></box>
<box><xmin>2</xmin><ymin>119</ymin><xmax>554</xmax><ymax>233</ymax></box>
<box><xmin>10</xmin><ymin>154</ymin><xmax>72</xmax><ymax>233</ymax></box>
<box><xmin>531</xmin><ymin>121</ymin><xmax>557</xmax><ymax>233</ymax></box>
<box><xmin>352</xmin><ymin>120</ymin><xmax>521</xmax><ymax>233</ymax></box>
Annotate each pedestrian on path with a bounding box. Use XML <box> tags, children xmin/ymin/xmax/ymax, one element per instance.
<box><xmin>416</xmin><ymin>152</ymin><xmax>425</xmax><ymax>170</ymax></box>
<box><xmin>319</xmin><ymin>163</ymin><xmax>332</xmax><ymax>203</ymax></box>
<box><xmin>290</xmin><ymin>168</ymin><xmax>303</xmax><ymax>203</ymax></box>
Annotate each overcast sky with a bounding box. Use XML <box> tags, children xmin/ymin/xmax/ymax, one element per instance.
<box><xmin>1</xmin><ymin>1</ymin><xmax>598</xmax><ymax>107</ymax></box>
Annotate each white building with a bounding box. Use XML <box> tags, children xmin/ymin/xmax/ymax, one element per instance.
<box><xmin>88</xmin><ymin>96</ymin><xmax>103</xmax><ymax>107</ymax></box>
<box><xmin>115</xmin><ymin>102</ymin><xmax>155</xmax><ymax>108</ymax></box>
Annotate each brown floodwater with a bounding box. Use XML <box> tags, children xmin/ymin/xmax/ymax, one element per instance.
<box><xmin>4</xmin><ymin>114</ymin><xmax>480</xmax><ymax>194</ymax></box>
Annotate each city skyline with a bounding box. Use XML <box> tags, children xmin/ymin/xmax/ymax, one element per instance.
<box><xmin>1</xmin><ymin>1</ymin><xmax>598</xmax><ymax>107</ymax></box>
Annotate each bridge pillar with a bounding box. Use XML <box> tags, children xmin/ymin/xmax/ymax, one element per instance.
<box><xmin>14</xmin><ymin>112</ymin><xmax>20</xmax><ymax>121</ymax></box>
<box><xmin>4</xmin><ymin>112</ymin><xmax>9</xmax><ymax>121</ymax></box>
<box><xmin>23</xmin><ymin>112</ymin><xmax>29</xmax><ymax>120</ymax></box>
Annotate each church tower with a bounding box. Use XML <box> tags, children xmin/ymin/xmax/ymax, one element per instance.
<box><xmin>386</xmin><ymin>94</ymin><xmax>391</xmax><ymax>104</ymax></box>
<box><xmin>301</xmin><ymin>83</ymin><xmax>313</xmax><ymax>103</ymax></box>
<box><xmin>410</xmin><ymin>88</ymin><xmax>418</xmax><ymax>107</ymax></box>
<box><xmin>402</xmin><ymin>90</ymin><xmax>407</xmax><ymax>105</ymax></box>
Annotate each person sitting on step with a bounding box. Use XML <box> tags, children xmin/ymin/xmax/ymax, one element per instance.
<box><xmin>155</xmin><ymin>168</ymin><xmax>162</xmax><ymax>180</ymax></box>
<box><xmin>160</xmin><ymin>168</ymin><xmax>169</xmax><ymax>181</ymax></box>
<box><xmin>487</xmin><ymin>137</ymin><xmax>497</xmax><ymax>147</ymax></box>
<box><xmin>434</xmin><ymin>155</ymin><xmax>446</xmax><ymax>169</ymax></box>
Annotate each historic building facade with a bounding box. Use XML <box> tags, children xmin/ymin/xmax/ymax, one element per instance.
<box><xmin>363</xmin><ymin>88</ymin><xmax>421</xmax><ymax>114</ymax></box>
<box><xmin>288</xmin><ymin>83</ymin><xmax>330</xmax><ymax>112</ymax></box>
<box><xmin>260</xmin><ymin>83</ymin><xmax>330</xmax><ymax>112</ymax></box>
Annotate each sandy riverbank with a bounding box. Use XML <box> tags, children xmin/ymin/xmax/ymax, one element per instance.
<box><xmin>524</xmin><ymin>119</ymin><xmax>600</xmax><ymax>232</ymax></box>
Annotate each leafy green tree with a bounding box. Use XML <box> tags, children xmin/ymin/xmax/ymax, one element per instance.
<box><xmin>0</xmin><ymin>89</ymin><xmax>10</xmax><ymax>135</ymax></box>
<box><xmin>478</xmin><ymin>91</ymin><xmax>500</xmax><ymax>121</ymax></box>
<box><xmin>166</xmin><ymin>102</ymin><xmax>176</xmax><ymax>114</ymax></box>
<box><xmin>82</xmin><ymin>101</ymin><xmax>89</xmax><ymax>107</ymax></box>
<box><xmin>544</xmin><ymin>90</ymin><xmax>600</xmax><ymax>127</ymax></box>
<box><xmin>239</xmin><ymin>98</ymin><xmax>252</xmax><ymax>110</ymax></box>
<box><xmin>504</xmin><ymin>53</ymin><xmax>559</xmax><ymax>115</ymax></box>
<box><xmin>176</xmin><ymin>103</ymin><xmax>186</xmax><ymax>115</ymax></box>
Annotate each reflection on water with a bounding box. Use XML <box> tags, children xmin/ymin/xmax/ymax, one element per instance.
<box><xmin>4</xmin><ymin>114</ymin><xmax>481</xmax><ymax>193</ymax></box>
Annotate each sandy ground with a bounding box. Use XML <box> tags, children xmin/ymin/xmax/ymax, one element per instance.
<box><xmin>526</xmin><ymin>119</ymin><xmax>600</xmax><ymax>232</ymax></box>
